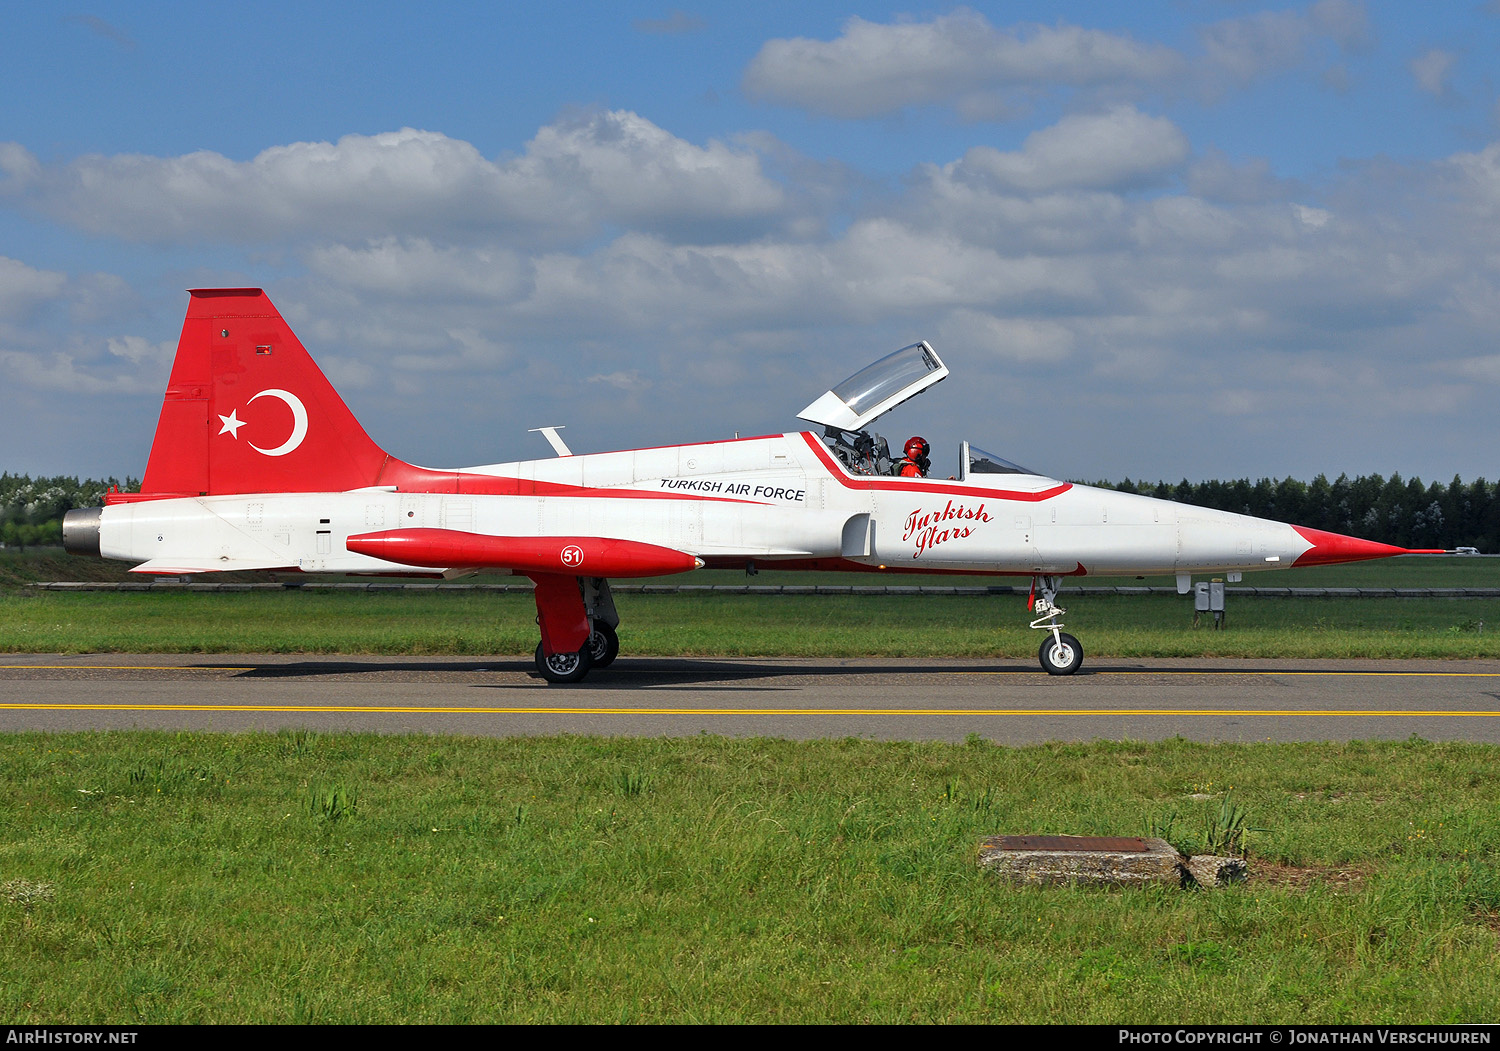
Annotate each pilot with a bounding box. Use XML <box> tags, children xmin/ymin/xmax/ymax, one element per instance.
<box><xmin>896</xmin><ymin>436</ymin><xmax>930</xmax><ymax>478</ymax></box>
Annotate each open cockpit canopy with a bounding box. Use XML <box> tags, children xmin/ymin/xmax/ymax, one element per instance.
<box><xmin>800</xmin><ymin>341</ymin><xmax>1047</xmax><ymax>481</ymax></box>
<box><xmin>796</xmin><ymin>341</ymin><xmax>948</xmax><ymax>433</ymax></box>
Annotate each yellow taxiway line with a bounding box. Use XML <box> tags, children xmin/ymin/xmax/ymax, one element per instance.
<box><xmin>0</xmin><ymin>665</ymin><xmax>257</xmax><ymax>672</ymax></box>
<box><xmin>2</xmin><ymin>703</ymin><xmax>1499</xmax><ymax>717</ymax></box>
<box><xmin>1090</xmin><ymin>670</ymin><xmax>1500</xmax><ymax>678</ymax></box>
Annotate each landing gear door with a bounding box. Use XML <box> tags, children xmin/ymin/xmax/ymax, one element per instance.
<box><xmin>796</xmin><ymin>341</ymin><xmax>948</xmax><ymax>433</ymax></box>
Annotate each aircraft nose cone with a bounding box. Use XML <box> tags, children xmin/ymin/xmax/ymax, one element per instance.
<box><xmin>1290</xmin><ymin>525</ymin><xmax>1441</xmax><ymax>566</ymax></box>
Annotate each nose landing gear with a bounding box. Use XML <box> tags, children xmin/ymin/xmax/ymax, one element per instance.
<box><xmin>1030</xmin><ymin>575</ymin><xmax>1083</xmax><ymax>675</ymax></box>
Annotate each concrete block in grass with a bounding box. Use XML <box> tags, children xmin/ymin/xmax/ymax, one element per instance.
<box><xmin>1183</xmin><ymin>855</ymin><xmax>1249</xmax><ymax>887</ymax></box>
<box><xmin>978</xmin><ymin>835</ymin><xmax>1184</xmax><ymax>888</ymax></box>
<box><xmin>979</xmin><ymin>835</ymin><xmax>1250</xmax><ymax>889</ymax></box>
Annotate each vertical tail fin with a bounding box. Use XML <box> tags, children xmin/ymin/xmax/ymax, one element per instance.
<box><xmin>140</xmin><ymin>288</ymin><xmax>393</xmax><ymax>496</ymax></box>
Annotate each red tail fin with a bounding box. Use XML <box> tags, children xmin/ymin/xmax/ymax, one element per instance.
<box><xmin>140</xmin><ymin>288</ymin><xmax>393</xmax><ymax>496</ymax></box>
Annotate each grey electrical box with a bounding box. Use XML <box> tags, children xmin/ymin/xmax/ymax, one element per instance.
<box><xmin>1193</xmin><ymin>580</ymin><xmax>1226</xmax><ymax>628</ymax></box>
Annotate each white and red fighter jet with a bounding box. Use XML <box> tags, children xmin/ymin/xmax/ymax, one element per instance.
<box><xmin>63</xmin><ymin>288</ymin><xmax>1438</xmax><ymax>682</ymax></box>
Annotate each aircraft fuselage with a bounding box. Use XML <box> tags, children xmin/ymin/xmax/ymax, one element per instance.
<box><xmin>87</xmin><ymin>430</ymin><xmax>1318</xmax><ymax>580</ymax></box>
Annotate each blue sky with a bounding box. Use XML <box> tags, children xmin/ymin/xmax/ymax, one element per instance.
<box><xmin>3</xmin><ymin>2</ymin><xmax>1499</xmax><ymax>485</ymax></box>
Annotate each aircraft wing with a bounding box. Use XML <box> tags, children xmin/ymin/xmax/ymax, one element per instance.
<box><xmin>129</xmin><ymin>558</ymin><xmax>299</xmax><ymax>574</ymax></box>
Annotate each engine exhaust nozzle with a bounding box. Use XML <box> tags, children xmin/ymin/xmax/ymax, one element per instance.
<box><xmin>63</xmin><ymin>507</ymin><xmax>102</xmax><ymax>557</ymax></box>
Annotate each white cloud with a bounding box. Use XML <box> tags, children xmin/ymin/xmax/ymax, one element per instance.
<box><xmin>1293</xmin><ymin>204</ymin><xmax>1332</xmax><ymax>228</ymax></box>
<box><xmin>1309</xmin><ymin>0</ymin><xmax>1374</xmax><ymax>52</ymax></box>
<box><xmin>0</xmin><ymin>257</ymin><xmax>66</xmax><ymax>320</ymax></box>
<box><xmin>1409</xmin><ymin>48</ymin><xmax>1457</xmax><ymax>98</ymax></box>
<box><xmin>275</xmin><ymin>209</ymin><xmax>1110</xmax><ymax>367</ymax></box>
<box><xmin>743</xmin><ymin>10</ymin><xmax>1182</xmax><ymax>119</ymax></box>
<box><xmin>0</xmin><ymin>349</ymin><xmax>155</xmax><ymax>396</ymax></box>
<box><xmin>1198</xmin><ymin>9</ymin><xmax>1310</xmax><ymax>84</ymax></box>
<box><xmin>743</xmin><ymin>4</ymin><xmax>1371</xmax><ymax>119</ymax></box>
<box><xmin>1435</xmin><ymin>142</ymin><xmax>1500</xmax><ymax>218</ymax></box>
<box><xmin>633</xmin><ymin>11</ymin><xmax>705</xmax><ymax>35</ymax></box>
<box><xmin>936</xmin><ymin>310</ymin><xmax>1075</xmax><ymax>364</ymax></box>
<box><xmin>901</xmin><ymin>172</ymin><xmax>1132</xmax><ymax>255</ymax></box>
<box><xmin>1196</xmin><ymin>0</ymin><xmax>1371</xmax><ymax>88</ymax></box>
<box><xmin>0</xmin><ymin>263</ymin><xmax>168</xmax><ymax>403</ymax></box>
<box><xmin>942</xmin><ymin>107</ymin><xmax>1188</xmax><ymax>193</ymax></box>
<box><xmin>0</xmin><ymin>111</ymin><xmax>789</xmax><ymax>247</ymax></box>
<box><xmin>257</xmin><ymin>112</ymin><xmax>1485</xmax><ymax>397</ymax></box>
<box><xmin>318</xmin><ymin>355</ymin><xmax>376</xmax><ymax>391</ymax></box>
<box><xmin>588</xmin><ymin>370</ymin><xmax>653</xmax><ymax>392</ymax></box>
<box><xmin>0</xmin><ymin>142</ymin><xmax>42</xmax><ymax>192</ymax></box>
<box><xmin>1187</xmin><ymin>149</ymin><xmax>1299</xmax><ymax>203</ymax></box>
<box><xmin>305</xmin><ymin>240</ymin><xmax>532</xmax><ymax>301</ymax></box>
<box><xmin>105</xmin><ymin>335</ymin><xmax>173</xmax><ymax>367</ymax></box>
<box><xmin>1444</xmin><ymin>355</ymin><xmax>1500</xmax><ymax>384</ymax></box>
<box><xmin>6</xmin><ymin>69</ymin><xmax>1500</xmax><ymax>483</ymax></box>
<box><xmin>67</xmin><ymin>272</ymin><xmax>137</xmax><ymax>325</ymax></box>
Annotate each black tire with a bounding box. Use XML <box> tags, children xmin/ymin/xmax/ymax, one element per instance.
<box><xmin>534</xmin><ymin>642</ymin><xmax>593</xmax><ymax>684</ymax></box>
<box><xmin>587</xmin><ymin>622</ymin><xmax>620</xmax><ymax>668</ymax></box>
<box><xmin>1038</xmin><ymin>632</ymin><xmax>1083</xmax><ymax>676</ymax></box>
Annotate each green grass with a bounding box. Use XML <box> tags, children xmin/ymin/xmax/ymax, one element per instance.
<box><xmin>4</xmin><ymin>549</ymin><xmax>1498</xmax><ymax>661</ymax></box>
<box><xmin>1</xmin><ymin>732</ymin><xmax>1497</xmax><ymax>1023</ymax></box>
<box><xmin>5</xmin><ymin>549</ymin><xmax>1497</xmax><ymax>1022</ymax></box>
<box><xmin>1</xmin><ymin>588</ymin><xmax>1496</xmax><ymax>659</ymax></box>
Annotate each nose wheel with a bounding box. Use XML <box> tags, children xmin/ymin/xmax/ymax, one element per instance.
<box><xmin>1029</xmin><ymin>575</ymin><xmax>1083</xmax><ymax>675</ymax></box>
<box><xmin>1038</xmin><ymin>632</ymin><xmax>1083</xmax><ymax>676</ymax></box>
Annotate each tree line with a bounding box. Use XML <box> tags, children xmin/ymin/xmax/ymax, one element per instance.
<box><xmin>0</xmin><ymin>470</ymin><xmax>1494</xmax><ymax>553</ymax></box>
<box><xmin>0</xmin><ymin>474</ymin><xmax>138</xmax><ymax>549</ymax></box>
<box><xmin>1095</xmin><ymin>473</ymin><xmax>1496</xmax><ymax>553</ymax></box>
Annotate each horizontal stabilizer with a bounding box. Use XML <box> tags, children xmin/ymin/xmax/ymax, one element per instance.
<box><xmin>346</xmin><ymin>529</ymin><xmax>704</xmax><ymax>577</ymax></box>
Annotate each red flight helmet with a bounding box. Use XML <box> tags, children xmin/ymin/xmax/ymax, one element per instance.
<box><xmin>904</xmin><ymin>436</ymin><xmax>929</xmax><ymax>460</ymax></box>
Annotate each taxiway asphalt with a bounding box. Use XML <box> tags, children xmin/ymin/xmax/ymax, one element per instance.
<box><xmin>3</xmin><ymin>653</ymin><xmax>1500</xmax><ymax>743</ymax></box>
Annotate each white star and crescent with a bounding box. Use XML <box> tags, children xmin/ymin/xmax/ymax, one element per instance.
<box><xmin>215</xmin><ymin>389</ymin><xmax>309</xmax><ymax>457</ymax></box>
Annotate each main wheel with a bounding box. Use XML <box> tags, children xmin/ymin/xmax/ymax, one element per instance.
<box><xmin>1038</xmin><ymin>632</ymin><xmax>1083</xmax><ymax>676</ymax></box>
<box><xmin>534</xmin><ymin>642</ymin><xmax>593</xmax><ymax>684</ymax></box>
<box><xmin>587</xmin><ymin>622</ymin><xmax>620</xmax><ymax>668</ymax></box>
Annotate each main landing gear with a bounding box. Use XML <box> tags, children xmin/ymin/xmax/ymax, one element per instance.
<box><xmin>535</xmin><ymin>642</ymin><xmax>592</xmax><ymax>684</ymax></box>
<box><xmin>531</xmin><ymin>575</ymin><xmax>620</xmax><ymax>685</ymax></box>
<box><xmin>587</xmin><ymin>621</ymin><xmax>620</xmax><ymax>669</ymax></box>
<box><xmin>1030</xmin><ymin>575</ymin><xmax>1083</xmax><ymax>676</ymax></box>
